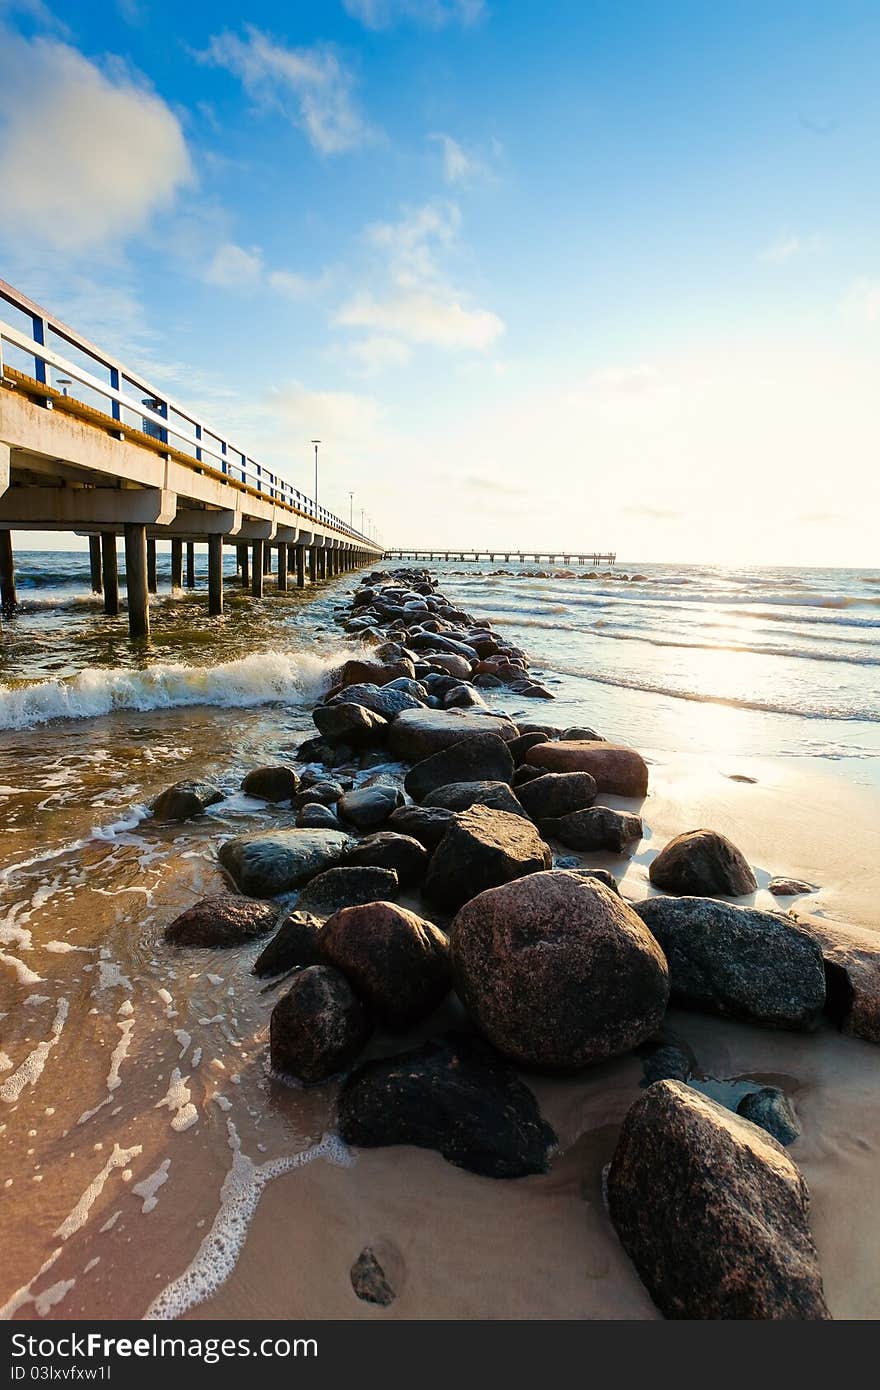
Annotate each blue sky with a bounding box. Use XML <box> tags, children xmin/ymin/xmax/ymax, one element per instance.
<box><xmin>1</xmin><ymin>0</ymin><xmax>879</xmax><ymax>561</ymax></box>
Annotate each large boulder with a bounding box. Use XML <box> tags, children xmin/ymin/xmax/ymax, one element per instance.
<box><xmin>424</xmin><ymin>805</ymin><xmax>552</xmax><ymax>911</ymax></box>
<box><xmin>218</xmin><ymin>828</ymin><xmax>353</xmax><ymax>897</ymax></box>
<box><xmin>320</xmin><ymin>901</ymin><xmax>451</xmax><ymax>1029</ymax></box>
<box><xmin>150</xmin><ymin>780</ymin><xmax>223</xmax><ymax>823</ymax></box>
<box><xmin>270</xmin><ymin>965</ymin><xmax>371</xmax><ymax>1084</ymax></box>
<box><xmin>424</xmin><ymin>780</ymin><xmax>528</xmax><ymax>819</ymax></box>
<box><xmin>253</xmin><ymin>913</ymin><xmax>323</xmax><ymax>977</ymax></box>
<box><xmin>635</xmin><ymin>897</ymin><xmax>825</xmax><ymax>1029</ymax></box>
<box><xmin>790</xmin><ymin>911</ymin><xmax>880</xmax><ymax>1043</ymax></box>
<box><xmin>329</xmin><ymin>683</ymin><xmax>423</xmax><ymax>719</ymax></box>
<box><xmin>164</xmin><ymin>893</ymin><xmax>279</xmax><ymax>947</ymax></box>
<box><xmin>293</xmin><ymin>866</ymin><xmax>399</xmax><ymax>919</ymax></box>
<box><xmin>337</xmin><ymin>658</ymin><xmax>415</xmax><ymax>688</ymax></box>
<box><xmin>313</xmin><ymin>703</ymin><xmax>388</xmax><ymax>748</ymax></box>
<box><xmin>390</xmin><ymin>709</ymin><xmax>518</xmax><ymax>763</ymax></box>
<box><xmin>649</xmin><ymin>829</ymin><xmax>757</xmax><ymax>897</ymax></box>
<box><xmin>387</xmin><ymin>804</ymin><xmax>458</xmax><ymax>848</ymax></box>
<box><xmin>336</xmin><ymin>783</ymin><xmax>403</xmax><ymax>830</ymax></box>
<box><xmin>525</xmin><ymin>740</ymin><xmax>649</xmax><ymax>797</ymax></box>
<box><xmin>240</xmin><ymin>765</ymin><xmax>299</xmax><ymax>803</ymax></box>
<box><xmin>515</xmin><ymin>771</ymin><xmax>597</xmax><ymax>821</ymax></box>
<box><xmin>607</xmin><ymin>1080</ymin><xmax>830</xmax><ymax>1319</ymax></box>
<box><xmin>451</xmin><ymin>871</ymin><xmax>669</xmax><ymax>1069</ymax></box>
<box><xmin>540</xmin><ymin>806</ymin><xmax>643</xmax><ymax>853</ymax></box>
<box><xmin>343</xmin><ymin>831</ymin><xmax>429</xmax><ymax>888</ymax></box>
<box><xmin>404</xmin><ymin>732</ymin><xmax>515</xmax><ymax>801</ymax></box>
<box><xmin>337</xmin><ymin>1034</ymin><xmax>557</xmax><ymax>1178</ymax></box>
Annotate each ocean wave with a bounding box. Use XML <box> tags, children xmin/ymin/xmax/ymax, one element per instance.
<box><xmin>0</xmin><ymin>649</ymin><xmax>339</xmax><ymax>730</ymax></box>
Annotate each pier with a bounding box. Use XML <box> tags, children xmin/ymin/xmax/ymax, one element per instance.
<box><xmin>0</xmin><ymin>279</ymin><xmax>383</xmax><ymax>639</ymax></box>
<box><xmin>384</xmin><ymin>549</ymin><xmax>616</xmax><ymax>566</ymax></box>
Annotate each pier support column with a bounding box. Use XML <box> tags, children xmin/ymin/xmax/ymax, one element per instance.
<box><xmin>101</xmin><ymin>534</ymin><xmax>119</xmax><ymax>616</ymax></box>
<box><xmin>147</xmin><ymin>538</ymin><xmax>158</xmax><ymax>593</ymax></box>
<box><xmin>296</xmin><ymin>546</ymin><xmax>306</xmax><ymax>588</ymax></box>
<box><xmin>208</xmin><ymin>534</ymin><xmax>223</xmax><ymax>616</ymax></box>
<box><xmin>186</xmin><ymin>542</ymin><xmax>195</xmax><ymax>588</ymax></box>
<box><xmin>238</xmin><ymin>544</ymin><xmax>249</xmax><ymax>588</ymax></box>
<box><xmin>263</xmin><ymin>546</ymin><xmax>272</xmax><ymax>575</ymax></box>
<box><xmin>124</xmin><ymin>524</ymin><xmax>149</xmax><ymax>641</ymax></box>
<box><xmin>171</xmin><ymin>539</ymin><xmax>183</xmax><ymax>589</ymax></box>
<box><xmin>0</xmin><ymin>532</ymin><xmax>16</xmax><ymax>615</ymax></box>
<box><xmin>309</xmin><ymin>548</ymin><xmax>317</xmax><ymax>583</ymax></box>
<box><xmin>88</xmin><ymin>536</ymin><xmax>103</xmax><ymax>595</ymax></box>
<box><xmin>252</xmin><ymin>541</ymin><xmax>265</xmax><ymax>598</ymax></box>
<box><xmin>277</xmin><ymin>544</ymin><xmax>288</xmax><ymax>592</ymax></box>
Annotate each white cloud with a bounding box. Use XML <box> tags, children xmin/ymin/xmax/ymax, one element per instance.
<box><xmin>0</xmin><ymin>33</ymin><xmax>192</xmax><ymax>251</ymax></box>
<box><xmin>344</xmin><ymin>335</ymin><xmax>413</xmax><ymax>375</ymax></box>
<box><xmin>203</xmin><ymin>242</ymin><xmax>264</xmax><ymax>287</ymax></box>
<box><xmin>343</xmin><ymin>0</ymin><xmax>486</xmax><ymax>29</ymax></box>
<box><xmin>429</xmin><ymin>133</ymin><xmax>490</xmax><ymax>185</ymax></box>
<box><xmin>338</xmin><ymin>289</ymin><xmax>502</xmax><ymax>349</ymax></box>
<box><xmin>843</xmin><ymin>278</ymin><xmax>880</xmax><ymax>324</ymax></box>
<box><xmin>200</xmin><ymin>27</ymin><xmax>376</xmax><ymax>155</ymax></box>
<box><xmin>758</xmin><ymin>232</ymin><xmax>821</xmax><ymax>264</ymax></box>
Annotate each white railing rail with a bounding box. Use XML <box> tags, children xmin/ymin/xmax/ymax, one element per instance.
<box><xmin>0</xmin><ymin>278</ymin><xmax>376</xmax><ymax>546</ymax></box>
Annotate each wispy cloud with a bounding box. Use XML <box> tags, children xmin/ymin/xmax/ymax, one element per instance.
<box><xmin>342</xmin><ymin>0</ymin><xmax>486</xmax><ymax>30</ymax></box>
<box><xmin>199</xmin><ymin>26</ymin><xmax>377</xmax><ymax>155</ymax></box>
<box><xmin>0</xmin><ymin>31</ymin><xmax>192</xmax><ymax>251</ymax></box>
<box><xmin>429</xmin><ymin>133</ymin><xmax>493</xmax><ymax>186</ymax></box>
<box><xmin>202</xmin><ymin>241</ymin><xmax>329</xmax><ymax>298</ymax></box>
<box><xmin>758</xmin><ymin>232</ymin><xmax>821</xmax><ymax>264</ymax></box>
<box><xmin>344</xmin><ymin>335</ymin><xmax>413</xmax><ymax>375</ymax></box>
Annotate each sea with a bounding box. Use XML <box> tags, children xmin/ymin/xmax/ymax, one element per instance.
<box><xmin>1</xmin><ymin>552</ymin><xmax>878</xmax><ymax>1320</ymax></box>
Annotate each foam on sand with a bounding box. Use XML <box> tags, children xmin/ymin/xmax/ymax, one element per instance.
<box><xmin>1</xmin><ymin>998</ymin><xmax>68</xmax><ymax>1104</ymax></box>
<box><xmin>55</xmin><ymin>1143</ymin><xmax>143</xmax><ymax>1240</ymax></box>
<box><xmin>155</xmin><ymin>1068</ymin><xmax>198</xmax><ymax>1133</ymax></box>
<box><xmin>132</xmin><ymin>1159</ymin><xmax>171</xmax><ymax>1214</ymax></box>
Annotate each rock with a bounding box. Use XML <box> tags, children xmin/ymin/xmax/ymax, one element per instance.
<box><xmin>540</xmin><ymin>806</ymin><xmax>643</xmax><ymax>853</ymax></box>
<box><xmin>507</xmin><ymin>732</ymin><xmax>550</xmax><ymax>764</ymax></box>
<box><xmin>338</xmin><ymin>658</ymin><xmax>415</xmax><ymax>688</ymax></box>
<box><xmin>294</xmin><ymin>866</ymin><xmax>399</xmax><ymax>919</ymax></box>
<box><xmin>389</xmin><ymin>708</ymin><xmax>518</xmax><ymax>763</ymax></box>
<box><xmin>336</xmin><ymin>783</ymin><xmax>403</xmax><ymax>830</ymax></box>
<box><xmin>649</xmin><ymin>829</ymin><xmax>757</xmax><ymax>897</ymax></box>
<box><xmin>270</xmin><ymin>965</ymin><xmax>371</xmax><ymax>1084</ymax></box>
<box><xmin>569</xmin><ymin>867</ymin><xmax>621</xmax><ymax>894</ymax></box>
<box><xmin>424</xmin><ymin>805</ymin><xmax>552</xmax><ymax>912</ymax></box>
<box><xmin>640</xmin><ymin>1041</ymin><xmax>693</xmax><ymax>1084</ymax></box>
<box><xmin>769</xmin><ymin>877</ymin><xmax>816</xmax><ymax>897</ymax></box>
<box><xmin>296</xmin><ymin>802</ymin><xmax>339</xmax><ymax>829</ymax></box>
<box><xmin>424</xmin><ymin>780</ymin><xmax>528</xmax><ymax>819</ymax></box>
<box><xmin>424</xmin><ymin>653</ymin><xmax>472</xmax><ymax>681</ymax></box>
<box><xmin>291</xmin><ymin>780</ymin><xmax>344</xmax><ymax>809</ymax></box>
<box><xmin>607</xmin><ymin>1080</ymin><xmax>829</xmax><ymax>1319</ymax></box>
<box><xmin>343</xmin><ymin>831</ymin><xmax>428</xmax><ymax>888</ymax></box>
<box><xmin>329</xmin><ymin>683</ymin><xmax>423</xmax><ymax>719</ymax></box>
<box><xmin>561</xmin><ymin>725</ymin><xmax>603</xmax><ymax>741</ymax></box>
<box><xmin>386</xmin><ymin>804</ymin><xmax>458</xmax><ymax>848</ymax></box>
<box><xmin>350</xmin><ymin>1246</ymin><xmax>398</xmax><ymax>1307</ymax></box>
<box><xmin>635</xmin><ymin>897</ymin><xmax>826</xmax><ymax>1029</ymax></box>
<box><xmin>218</xmin><ymin>828</ymin><xmax>353</xmax><ymax>897</ymax></box>
<box><xmin>511</xmin><ymin>765</ymin><xmax>543</xmax><ymax>788</ymax></box>
<box><xmin>790</xmin><ymin>911</ymin><xmax>880</xmax><ymax>1043</ymax></box>
<box><xmin>515</xmin><ymin>771</ymin><xmax>597</xmax><ymax>821</ymax></box>
<box><xmin>313</xmin><ymin>703</ymin><xmax>388</xmax><ymax>748</ymax></box>
<box><xmin>320</xmin><ymin>901</ymin><xmax>451</xmax><ymax>1029</ymax></box>
<box><xmin>294</xmin><ymin>735</ymin><xmax>336</xmax><ymax>765</ymax></box>
<box><xmin>450</xmin><ymin>871</ymin><xmax>669</xmax><ymax>1068</ymax></box>
<box><xmin>525</xmin><ymin>740</ymin><xmax>648</xmax><ymax>796</ymax></box>
<box><xmin>150</xmin><ymin>780</ymin><xmax>223</xmax><ymax>822</ymax></box>
<box><xmin>253</xmin><ymin>913</ymin><xmax>324</xmax><ymax>977</ymax></box>
<box><xmin>737</xmin><ymin>1088</ymin><xmax>801</xmax><ymax>1146</ymax></box>
<box><xmin>408</xmin><ymin>632</ymin><xmax>478</xmax><ymax>660</ymax></box>
<box><xmin>337</xmin><ymin>1034</ymin><xmax>557</xmax><ymax>1178</ymax></box>
<box><xmin>164</xmin><ymin>893</ymin><xmax>279</xmax><ymax>947</ymax></box>
<box><xmin>404</xmin><ymin>732</ymin><xmax>515</xmax><ymax>801</ymax></box>
<box><xmin>240</xmin><ymin>765</ymin><xmax>299</xmax><ymax>803</ymax></box>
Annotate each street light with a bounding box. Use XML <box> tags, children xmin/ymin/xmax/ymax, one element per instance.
<box><xmin>311</xmin><ymin>440</ymin><xmax>321</xmax><ymax>508</ymax></box>
<box><xmin>349</xmin><ymin>491</ymin><xmax>354</xmax><ymax>528</ymax></box>
<box><xmin>57</xmin><ymin>377</ymin><xmax>71</xmax><ymax>396</ymax></box>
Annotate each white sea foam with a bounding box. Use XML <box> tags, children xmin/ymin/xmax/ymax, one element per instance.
<box><xmin>132</xmin><ymin>1158</ymin><xmax>171</xmax><ymax>1214</ymax></box>
<box><xmin>155</xmin><ymin>1068</ymin><xmax>198</xmax><ymax>1133</ymax></box>
<box><xmin>55</xmin><ymin>1143</ymin><xmax>143</xmax><ymax>1240</ymax></box>
<box><xmin>1</xmin><ymin>998</ymin><xmax>68</xmax><ymax>1103</ymax></box>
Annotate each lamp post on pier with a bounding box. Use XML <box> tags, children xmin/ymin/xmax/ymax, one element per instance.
<box><xmin>311</xmin><ymin>440</ymin><xmax>321</xmax><ymax>509</ymax></box>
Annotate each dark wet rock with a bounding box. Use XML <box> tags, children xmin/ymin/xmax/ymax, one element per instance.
<box><xmin>320</xmin><ymin>901</ymin><xmax>450</xmax><ymax>1029</ymax></box>
<box><xmin>293</xmin><ymin>865</ymin><xmax>399</xmax><ymax>919</ymax></box>
<box><xmin>338</xmin><ymin>658</ymin><xmax>416</xmax><ymax>688</ymax></box>
<box><xmin>424</xmin><ymin>805</ymin><xmax>552</xmax><ymax>912</ymax></box>
<box><xmin>291</xmin><ymin>779</ymin><xmax>344</xmax><ymax>809</ymax></box>
<box><xmin>737</xmin><ymin>1087</ymin><xmax>801</xmax><ymax>1146</ymax></box>
<box><xmin>635</xmin><ymin>897</ymin><xmax>826</xmax><ymax>1029</ymax></box>
<box><xmin>511</xmin><ymin>765</ymin><xmax>544</xmax><ymax>788</ymax></box>
<box><xmin>408</xmin><ymin>632</ymin><xmax>478</xmax><ymax>660</ymax></box>
<box><xmin>329</xmin><ymin>682</ymin><xmax>423</xmax><ymax>719</ymax></box>
<box><xmin>403</xmin><ymin>732</ymin><xmax>515</xmax><ymax>802</ymax></box>
<box><xmin>649</xmin><ymin>829</ymin><xmax>757</xmax><ymax>897</ymax></box>
<box><xmin>389</xmin><ymin>708</ymin><xmax>518</xmax><ymax>763</ymax></box>
<box><xmin>540</xmin><ymin>805</ymin><xmax>643</xmax><ymax>853</ymax></box>
<box><xmin>294</xmin><ymin>735</ymin><xmax>336</xmax><ymax>765</ymax></box>
<box><xmin>525</xmin><ymin>740</ymin><xmax>648</xmax><ymax>795</ymax></box>
<box><xmin>270</xmin><ymin>965</ymin><xmax>371</xmax><ymax>1084</ymax></box>
<box><xmin>218</xmin><ymin>828</ymin><xmax>353</xmax><ymax>897</ymax></box>
<box><xmin>164</xmin><ymin>893</ymin><xmax>279</xmax><ymax>947</ymax></box>
<box><xmin>386</xmin><ymin>804</ymin><xmax>458</xmax><ymax>848</ymax></box>
<box><xmin>252</xmin><ymin>913</ymin><xmax>324</xmax><ymax>977</ymax></box>
<box><xmin>424</xmin><ymin>780</ymin><xmax>528</xmax><ymax>819</ymax></box>
<box><xmin>640</xmin><ymin>1042</ymin><xmax>693</xmax><ymax>1085</ymax></box>
<box><xmin>313</xmin><ymin>702</ymin><xmax>388</xmax><ymax>748</ymax></box>
<box><xmin>769</xmin><ymin>877</ymin><xmax>816</xmax><ymax>897</ymax></box>
<box><xmin>337</xmin><ymin>1034</ymin><xmax>557</xmax><ymax>1178</ymax></box>
<box><xmin>451</xmin><ymin>871</ymin><xmax>669</xmax><ymax>1069</ymax></box>
<box><xmin>425</xmin><ymin>653</ymin><xmax>473</xmax><ymax>681</ymax></box>
<box><xmin>570</xmin><ymin>867</ymin><xmax>621</xmax><ymax>894</ymax></box>
<box><xmin>516</xmin><ymin>771</ymin><xmax>597</xmax><ymax>821</ymax></box>
<box><xmin>336</xmin><ymin>783</ymin><xmax>404</xmax><ymax>831</ymax></box>
<box><xmin>240</xmin><ymin>765</ymin><xmax>300</xmax><ymax>803</ymax></box>
<box><xmin>296</xmin><ymin>802</ymin><xmax>339</xmax><ymax>829</ymax></box>
<box><xmin>350</xmin><ymin>1246</ymin><xmax>398</xmax><ymax>1307</ymax></box>
<box><xmin>561</xmin><ymin>725</ymin><xmax>603</xmax><ymax>741</ymax></box>
<box><xmin>473</xmin><ymin>673</ymin><xmax>504</xmax><ymax>690</ymax></box>
<box><xmin>507</xmin><ymin>731</ymin><xmax>550</xmax><ymax>765</ymax></box>
<box><xmin>790</xmin><ymin>911</ymin><xmax>880</xmax><ymax>1043</ymax></box>
<box><xmin>607</xmin><ymin>1080</ymin><xmax>829</xmax><ymax>1319</ymax></box>
<box><xmin>343</xmin><ymin>831</ymin><xmax>429</xmax><ymax>888</ymax></box>
<box><xmin>150</xmin><ymin>780</ymin><xmax>223</xmax><ymax>822</ymax></box>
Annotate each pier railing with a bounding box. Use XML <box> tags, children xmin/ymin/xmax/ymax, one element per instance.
<box><xmin>0</xmin><ymin>279</ymin><xmax>372</xmax><ymax>546</ymax></box>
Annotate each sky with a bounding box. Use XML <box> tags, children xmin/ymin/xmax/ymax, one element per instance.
<box><xmin>1</xmin><ymin>0</ymin><xmax>879</xmax><ymax>563</ymax></box>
